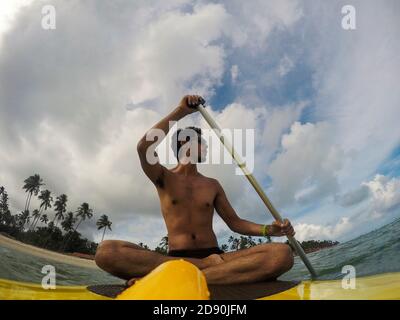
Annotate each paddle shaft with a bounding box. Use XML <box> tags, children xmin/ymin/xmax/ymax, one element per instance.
<box><xmin>197</xmin><ymin>104</ymin><xmax>318</xmax><ymax>279</ymax></box>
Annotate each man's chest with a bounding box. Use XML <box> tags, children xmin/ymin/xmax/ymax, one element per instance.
<box><xmin>161</xmin><ymin>176</ymin><xmax>217</xmax><ymax>208</ymax></box>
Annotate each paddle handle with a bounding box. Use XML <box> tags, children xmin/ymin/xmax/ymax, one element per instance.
<box><xmin>197</xmin><ymin>104</ymin><xmax>318</xmax><ymax>279</ymax></box>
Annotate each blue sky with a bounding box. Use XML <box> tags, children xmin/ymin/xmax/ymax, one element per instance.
<box><xmin>0</xmin><ymin>0</ymin><xmax>399</xmax><ymax>248</ymax></box>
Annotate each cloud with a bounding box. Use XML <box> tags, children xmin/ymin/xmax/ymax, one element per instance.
<box><xmin>294</xmin><ymin>217</ymin><xmax>352</xmax><ymax>242</ymax></box>
<box><xmin>363</xmin><ymin>174</ymin><xmax>400</xmax><ymax>218</ymax></box>
<box><xmin>0</xmin><ymin>0</ymin><xmax>304</xmax><ymax>245</ymax></box>
<box><xmin>335</xmin><ymin>174</ymin><xmax>400</xmax><ymax>219</ymax></box>
<box><xmin>0</xmin><ymin>1</ymin><xmax>236</xmax><ymax>243</ymax></box>
<box><xmin>305</xmin><ymin>0</ymin><xmax>400</xmax><ymax>186</ymax></box>
<box><xmin>1</xmin><ymin>0</ymin><xmax>399</xmax><ymax>247</ymax></box>
<box><xmin>267</xmin><ymin>121</ymin><xmax>344</xmax><ymax>207</ymax></box>
<box><xmin>309</xmin><ymin>174</ymin><xmax>400</xmax><ymax>242</ymax></box>
<box><xmin>277</xmin><ymin>55</ymin><xmax>295</xmax><ymax>77</ymax></box>
<box><xmin>335</xmin><ymin>185</ymin><xmax>370</xmax><ymax>207</ymax></box>
<box><xmin>0</xmin><ymin>0</ymin><xmax>34</xmax><ymax>47</ymax></box>
<box><xmin>222</xmin><ymin>0</ymin><xmax>303</xmax><ymax>50</ymax></box>
<box><xmin>230</xmin><ymin>65</ymin><xmax>239</xmax><ymax>83</ymax></box>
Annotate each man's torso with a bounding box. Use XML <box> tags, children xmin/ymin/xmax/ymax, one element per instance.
<box><xmin>156</xmin><ymin>169</ymin><xmax>219</xmax><ymax>251</ymax></box>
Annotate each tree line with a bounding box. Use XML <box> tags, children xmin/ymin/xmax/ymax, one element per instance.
<box><xmin>0</xmin><ymin>174</ymin><xmax>112</xmax><ymax>255</ymax></box>
<box><xmin>0</xmin><ymin>174</ymin><xmax>338</xmax><ymax>256</ymax></box>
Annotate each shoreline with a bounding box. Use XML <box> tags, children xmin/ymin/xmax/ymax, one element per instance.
<box><xmin>0</xmin><ymin>234</ymin><xmax>99</xmax><ymax>270</ymax></box>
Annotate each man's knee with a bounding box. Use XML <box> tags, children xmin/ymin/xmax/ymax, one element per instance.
<box><xmin>275</xmin><ymin>243</ymin><xmax>294</xmax><ymax>272</ymax></box>
<box><xmin>257</xmin><ymin>243</ymin><xmax>293</xmax><ymax>276</ymax></box>
<box><xmin>95</xmin><ymin>240</ymin><xmax>120</xmax><ymax>272</ymax></box>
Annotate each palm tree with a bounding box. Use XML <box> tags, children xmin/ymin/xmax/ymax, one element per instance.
<box><xmin>228</xmin><ymin>235</ymin><xmax>240</xmax><ymax>251</ymax></box>
<box><xmin>0</xmin><ymin>188</ymin><xmax>10</xmax><ymax>225</ymax></box>
<box><xmin>22</xmin><ymin>174</ymin><xmax>44</xmax><ymax>212</ymax></box>
<box><xmin>220</xmin><ymin>244</ymin><xmax>228</xmax><ymax>252</ymax></box>
<box><xmin>52</xmin><ymin>194</ymin><xmax>68</xmax><ymax>226</ymax></box>
<box><xmin>138</xmin><ymin>242</ymin><xmax>149</xmax><ymax>249</ymax></box>
<box><xmin>29</xmin><ymin>209</ymin><xmax>41</xmax><ymax>230</ymax></box>
<box><xmin>33</xmin><ymin>190</ymin><xmax>53</xmax><ymax>229</ymax></box>
<box><xmin>19</xmin><ymin>210</ymin><xmax>30</xmax><ymax>230</ymax></box>
<box><xmin>74</xmin><ymin>203</ymin><xmax>93</xmax><ymax>233</ymax></box>
<box><xmin>160</xmin><ymin>236</ymin><xmax>168</xmax><ymax>250</ymax></box>
<box><xmin>61</xmin><ymin>212</ymin><xmax>76</xmax><ymax>233</ymax></box>
<box><xmin>61</xmin><ymin>211</ymin><xmax>77</xmax><ymax>250</ymax></box>
<box><xmin>40</xmin><ymin>214</ymin><xmax>49</xmax><ymax>225</ymax></box>
<box><xmin>154</xmin><ymin>236</ymin><xmax>169</xmax><ymax>254</ymax></box>
<box><xmin>96</xmin><ymin>215</ymin><xmax>112</xmax><ymax>241</ymax></box>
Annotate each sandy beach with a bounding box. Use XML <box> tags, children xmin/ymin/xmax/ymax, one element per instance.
<box><xmin>0</xmin><ymin>234</ymin><xmax>99</xmax><ymax>270</ymax></box>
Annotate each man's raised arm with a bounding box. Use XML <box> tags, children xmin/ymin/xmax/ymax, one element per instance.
<box><xmin>136</xmin><ymin>95</ymin><xmax>203</xmax><ymax>186</ymax></box>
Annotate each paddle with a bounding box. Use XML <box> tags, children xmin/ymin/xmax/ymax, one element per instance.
<box><xmin>196</xmin><ymin>102</ymin><xmax>318</xmax><ymax>279</ymax></box>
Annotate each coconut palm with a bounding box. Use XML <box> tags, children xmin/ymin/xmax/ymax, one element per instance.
<box><xmin>29</xmin><ymin>209</ymin><xmax>41</xmax><ymax>230</ymax></box>
<box><xmin>40</xmin><ymin>214</ymin><xmax>49</xmax><ymax>225</ymax></box>
<box><xmin>19</xmin><ymin>210</ymin><xmax>30</xmax><ymax>230</ymax></box>
<box><xmin>22</xmin><ymin>174</ymin><xmax>44</xmax><ymax>212</ymax></box>
<box><xmin>228</xmin><ymin>235</ymin><xmax>240</xmax><ymax>251</ymax></box>
<box><xmin>61</xmin><ymin>211</ymin><xmax>77</xmax><ymax>250</ymax></box>
<box><xmin>52</xmin><ymin>194</ymin><xmax>68</xmax><ymax>226</ymax></box>
<box><xmin>96</xmin><ymin>215</ymin><xmax>112</xmax><ymax>241</ymax></box>
<box><xmin>74</xmin><ymin>203</ymin><xmax>93</xmax><ymax>233</ymax></box>
<box><xmin>61</xmin><ymin>212</ymin><xmax>76</xmax><ymax>233</ymax></box>
<box><xmin>138</xmin><ymin>242</ymin><xmax>149</xmax><ymax>249</ymax></box>
<box><xmin>0</xmin><ymin>188</ymin><xmax>11</xmax><ymax>225</ymax></box>
<box><xmin>221</xmin><ymin>244</ymin><xmax>228</xmax><ymax>252</ymax></box>
<box><xmin>33</xmin><ymin>190</ymin><xmax>53</xmax><ymax>229</ymax></box>
<box><xmin>160</xmin><ymin>236</ymin><xmax>168</xmax><ymax>250</ymax></box>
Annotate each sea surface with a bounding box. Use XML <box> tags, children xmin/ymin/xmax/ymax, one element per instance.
<box><xmin>1</xmin><ymin>217</ymin><xmax>399</xmax><ymax>286</ymax></box>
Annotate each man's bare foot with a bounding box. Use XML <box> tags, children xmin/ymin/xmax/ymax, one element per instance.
<box><xmin>202</xmin><ymin>254</ymin><xmax>224</xmax><ymax>269</ymax></box>
<box><xmin>126</xmin><ymin>277</ymin><xmax>139</xmax><ymax>287</ymax></box>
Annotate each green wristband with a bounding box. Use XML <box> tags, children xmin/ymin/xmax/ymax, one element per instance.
<box><xmin>261</xmin><ymin>224</ymin><xmax>269</xmax><ymax>237</ymax></box>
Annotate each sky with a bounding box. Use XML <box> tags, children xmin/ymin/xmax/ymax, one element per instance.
<box><xmin>0</xmin><ymin>0</ymin><xmax>399</xmax><ymax>249</ymax></box>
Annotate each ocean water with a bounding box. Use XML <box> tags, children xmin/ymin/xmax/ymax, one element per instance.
<box><xmin>281</xmin><ymin>216</ymin><xmax>400</xmax><ymax>281</ymax></box>
<box><xmin>0</xmin><ymin>217</ymin><xmax>399</xmax><ymax>286</ymax></box>
<box><xmin>0</xmin><ymin>246</ymin><xmax>123</xmax><ymax>286</ymax></box>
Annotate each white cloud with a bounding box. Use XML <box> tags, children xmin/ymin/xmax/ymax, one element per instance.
<box><xmin>0</xmin><ymin>0</ymin><xmax>34</xmax><ymax>46</ymax></box>
<box><xmin>0</xmin><ymin>1</ymin><xmax>235</xmax><ymax>244</ymax></box>
<box><xmin>277</xmin><ymin>55</ymin><xmax>295</xmax><ymax>77</ymax></box>
<box><xmin>305</xmin><ymin>0</ymin><xmax>400</xmax><ymax>186</ymax></box>
<box><xmin>306</xmin><ymin>174</ymin><xmax>400</xmax><ymax>242</ymax></box>
<box><xmin>363</xmin><ymin>174</ymin><xmax>400</xmax><ymax>218</ymax></box>
<box><xmin>230</xmin><ymin>65</ymin><xmax>239</xmax><ymax>83</ymax></box>
<box><xmin>335</xmin><ymin>185</ymin><xmax>370</xmax><ymax>207</ymax></box>
<box><xmin>1</xmin><ymin>0</ymin><xmax>399</xmax><ymax>247</ymax></box>
<box><xmin>1</xmin><ymin>0</ymin><xmax>303</xmax><ymax>245</ymax></box>
<box><xmin>267</xmin><ymin>121</ymin><xmax>344</xmax><ymax>207</ymax></box>
<box><xmin>294</xmin><ymin>217</ymin><xmax>352</xmax><ymax>242</ymax></box>
<box><xmin>222</xmin><ymin>0</ymin><xmax>303</xmax><ymax>51</ymax></box>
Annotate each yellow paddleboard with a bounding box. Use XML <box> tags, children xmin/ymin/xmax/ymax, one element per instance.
<box><xmin>1</xmin><ymin>260</ymin><xmax>399</xmax><ymax>300</ymax></box>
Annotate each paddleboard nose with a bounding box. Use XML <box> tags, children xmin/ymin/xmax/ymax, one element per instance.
<box><xmin>116</xmin><ymin>260</ymin><xmax>210</xmax><ymax>300</ymax></box>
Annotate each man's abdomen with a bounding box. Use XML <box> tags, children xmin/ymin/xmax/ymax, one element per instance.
<box><xmin>167</xmin><ymin>229</ymin><xmax>218</xmax><ymax>251</ymax></box>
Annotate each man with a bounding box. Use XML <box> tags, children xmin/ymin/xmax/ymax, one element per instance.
<box><xmin>95</xmin><ymin>95</ymin><xmax>295</xmax><ymax>285</ymax></box>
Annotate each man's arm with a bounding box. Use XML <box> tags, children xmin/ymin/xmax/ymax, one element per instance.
<box><xmin>214</xmin><ymin>181</ymin><xmax>295</xmax><ymax>237</ymax></box>
<box><xmin>136</xmin><ymin>95</ymin><xmax>202</xmax><ymax>186</ymax></box>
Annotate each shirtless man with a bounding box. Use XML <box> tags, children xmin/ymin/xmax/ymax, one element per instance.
<box><xmin>95</xmin><ymin>95</ymin><xmax>295</xmax><ymax>285</ymax></box>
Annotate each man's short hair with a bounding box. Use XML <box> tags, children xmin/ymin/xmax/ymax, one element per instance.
<box><xmin>171</xmin><ymin>127</ymin><xmax>202</xmax><ymax>160</ymax></box>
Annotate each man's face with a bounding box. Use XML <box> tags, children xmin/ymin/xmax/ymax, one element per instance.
<box><xmin>179</xmin><ymin>137</ymin><xmax>208</xmax><ymax>163</ymax></box>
